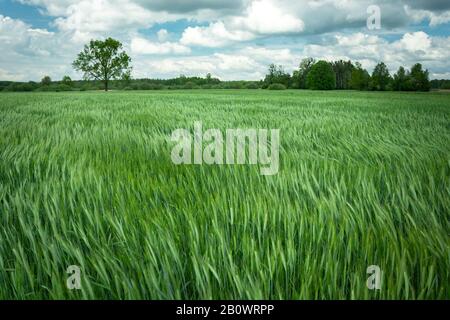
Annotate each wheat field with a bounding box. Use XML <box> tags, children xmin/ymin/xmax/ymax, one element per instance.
<box><xmin>0</xmin><ymin>90</ymin><xmax>449</xmax><ymax>299</ymax></box>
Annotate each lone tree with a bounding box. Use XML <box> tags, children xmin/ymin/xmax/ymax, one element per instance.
<box><xmin>73</xmin><ymin>38</ymin><xmax>131</xmax><ymax>91</ymax></box>
<box><xmin>306</xmin><ymin>60</ymin><xmax>336</xmax><ymax>90</ymax></box>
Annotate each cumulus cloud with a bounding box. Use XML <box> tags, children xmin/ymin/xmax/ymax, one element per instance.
<box><xmin>402</xmin><ymin>0</ymin><xmax>450</xmax><ymax>12</ymax></box>
<box><xmin>231</xmin><ymin>0</ymin><xmax>304</xmax><ymax>34</ymax></box>
<box><xmin>181</xmin><ymin>0</ymin><xmax>304</xmax><ymax>47</ymax></box>
<box><xmin>131</xmin><ymin>37</ymin><xmax>191</xmax><ymax>55</ymax></box>
<box><xmin>134</xmin><ymin>53</ymin><xmax>263</xmax><ymax>80</ymax></box>
<box><xmin>1</xmin><ymin>1</ymin><xmax>450</xmax><ymax>81</ymax></box>
<box><xmin>405</xmin><ymin>5</ymin><xmax>450</xmax><ymax>26</ymax></box>
<box><xmin>0</xmin><ymin>15</ymin><xmax>77</xmax><ymax>81</ymax></box>
<box><xmin>157</xmin><ymin>29</ymin><xmax>169</xmax><ymax>42</ymax></box>
<box><xmin>15</xmin><ymin>0</ymin><xmax>450</xmax><ymax>42</ymax></box>
<box><xmin>135</xmin><ymin>0</ymin><xmax>244</xmax><ymax>13</ymax></box>
<box><xmin>400</xmin><ymin>31</ymin><xmax>432</xmax><ymax>52</ymax></box>
<box><xmin>17</xmin><ymin>0</ymin><xmax>79</xmax><ymax>16</ymax></box>
<box><xmin>181</xmin><ymin>21</ymin><xmax>255</xmax><ymax>47</ymax></box>
<box><xmin>52</xmin><ymin>0</ymin><xmax>180</xmax><ymax>43</ymax></box>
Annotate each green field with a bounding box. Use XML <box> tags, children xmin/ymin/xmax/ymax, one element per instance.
<box><xmin>0</xmin><ymin>90</ymin><xmax>449</xmax><ymax>299</ymax></box>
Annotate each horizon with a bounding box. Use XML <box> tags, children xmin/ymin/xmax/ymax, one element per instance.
<box><xmin>1</xmin><ymin>0</ymin><xmax>450</xmax><ymax>82</ymax></box>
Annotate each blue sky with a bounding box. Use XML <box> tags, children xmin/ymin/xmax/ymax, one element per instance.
<box><xmin>1</xmin><ymin>0</ymin><xmax>450</xmax><ymax>81</ymax></box>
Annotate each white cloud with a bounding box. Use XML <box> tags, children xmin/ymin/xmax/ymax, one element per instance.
<box><xmin>133</xmin><ymin>45</ymin><xmax>301</xmax><ymax>80</ymax></box>
<box><xmin>157</xmin><ymin>29</ymin><xmax>169</xmax><ymax>42</ymax></box>
<box><xmin>2</xmin><ymin>1</ymin><xmax>450</xmax><ymax>81</ymax></box>
<box><xmin>17</xmin><ymin>0</ymin><xmax>79</xmax><ymax>16</ymax></box>
<box><xmin>400</xmin><ymin>31</ymin><xmax>432</xmax><ymax>52</ymax></box>
<box><xmin>0</xmin><ymin>15</ymin><xmax>77</xmax><ymax>81</ymax></box>
<box><xmin>52</xmin><ymin>0</ymin><xmax>179</xmax><ymax>43</ymax></box>
<box><xmin>181</xmin><ymin>0</ymin><xmax>304</xmax><ymax>47</ymax></box>
<box><xmin>302</xmin><ymin>31</ymin><xmax>450</xmax><ymax>77</ymax></box>
<box><xmin>404</xmin><ymin>4</ymin><xmax>450</xmax><ymax>26</ymax></box>
<box><xmin>131</xmin><ymin>37</ymin><xmax>191</xmax><ymax>55</ymax></box>
<box><xmin>232</xmin><ymin>0</ymin><xmax>304</xmax><ymax>34</ymax></box>
<box><xmin>181</xmin><ymin>21</ymin><xmax>254</xmax><ymax>47</ymax></box>
<box><xmin>135</xmin><ymin>53</ymin><xmax>263</xmax><ymax>80</ymax></box>
<box><xmin>0</xmin><ymin>15</ymin><xmax>56</xmax><ymax>57</ymax></box>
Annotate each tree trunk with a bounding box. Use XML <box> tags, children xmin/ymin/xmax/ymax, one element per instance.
<box><xmin>104</xmin><ymin>79</ymin><xmax>109</xmax><ymax>92</ymax></box>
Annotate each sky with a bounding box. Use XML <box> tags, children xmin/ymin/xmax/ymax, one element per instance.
<box><xmin>0</xmin><ymin>0</ymin><xmax>450</xmax><ymax>81</ymax></box>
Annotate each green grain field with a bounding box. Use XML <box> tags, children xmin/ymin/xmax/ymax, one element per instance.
<box><xmin>0</xmin><ymin>90</ymin><xmax>449</xmax><ymax>299</ymax></box>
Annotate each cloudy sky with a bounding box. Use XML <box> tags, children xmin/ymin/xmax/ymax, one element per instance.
<box><xmin>1</xmin><ymin>0</ymin><xmax>450</xmax><ymax>81</ymax></box>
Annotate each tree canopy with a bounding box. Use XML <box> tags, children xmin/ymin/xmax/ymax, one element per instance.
<box><xmin>264</xmin><ymin>64</ymin><xmax>291</xmax><ymax>88</ymax></box>
<box><xmin>371</xmin><ymin>62</ymin><xmax>391</xmax><ymax>91</ymax></box>
<box><xmin>410</xmin><ymin>63</ymin><xmax>431</xmax><ymax>92</ymax></box>
<box><xmin>292</xmin><ymin>58</ymin><xmax>315</xmax><ymax>89</ymax></box>
<box><xmin>73</xmin><ymin>38</ymin><xmax>131</xmax><ymax>91</ymax></box>
<box><xmin>306</xmin><ymin>60</ymin><xmax>336</xmax><ymax>90</ymax></box>
<box><xmin>350</xmin><ymin>62</ymin><xmax>370</xmax><ymax>90</ymax></box>
<box><xmin>41</xmin><ymin>76</ymin><xmax>51</xmax><ymax>86</ymax></box>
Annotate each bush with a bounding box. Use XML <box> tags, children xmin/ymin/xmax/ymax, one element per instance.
<box><xmin>306</xmin><ymin>61</ymin><xmax>336</xmax><ymax>90</ymax></box>
<box><xmin>3</xmin><ymin>82</ymin><xmax>38</xmax><ymax>92</ymax></box>
<box><xmin>183</xmin><ymin>82</ymin><xmax>199</xmax><ymax>89</ymax></box>
<box><xmin>245</xmin><ymin>82</ymin><xmax>260</xmax><ymax>89</ymax></box>
<box><xmin>268</xmin><ymin>83</ymin><xmax>287</xmax><ymax>90</ymax></box>
<box><xmin>35</xmin><ymin>84</ymin><xmax>73</xmax><ymax>92</ymax></box>
<box><xmin>53</xmin><ymin>84</ymin><xmax>73</xmax><ymax>92</ymax></box>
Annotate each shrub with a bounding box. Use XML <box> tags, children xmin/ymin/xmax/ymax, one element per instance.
<box><xmin>184</xmin><ymin>82</ymin><xmax>198</xmax><ymax>89</ymax></box>
<box><xmin>245</xmin><ymin>82</ymin><xmax>260</xmax><ymax>89</ymax></box>
<box><xmin>53</xmin><ymin>84</ymin><xmax>73</xmax><ymax>92</ymax></box>
<box><xmin>35</xmin><ymin>84</ymin><xmax>73</xmax><ymax>92</ymax></box>
<box><xmin>268</xmin><ymin>83</ymin><xmax>287</xmax><ymax>90</ymax></box>
<box><xmin>3</xmin><ymin>82</ymin><xmax>37</xmax><ymax>92</ymax></box>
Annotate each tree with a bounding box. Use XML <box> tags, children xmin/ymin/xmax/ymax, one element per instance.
<box><xmin>73</xmin><ymin>38</ymin><xmax>132</xmax><ymax>91</ymax></box>
<box><xmin>371</xmin><ymin>62</ymin><xmax>391</xmax><ymax>91</ymax></box>
<box><xmin>120</xmin><ymin>70</ymin><xmax>132</xmax><ymax>88</ymax></box>
<box><xmin>62</xmin><ymin>76</ymin><xmax>72</xmax><ymax>86</ymax></box>
<box><xmin>41</xmin><ymin>76</ymin><xmax>52</xmax><ymax>86</ymax></box>
<box><xmin>410</xmin><ymin>63</ymin><xmax>430</xmax><ymax>92</ymax></box>
<box><xmin>350</xmin><ymin>62</ymin><xmax>370</xmax><ymax>90</ymax></box>
<box><xmin>292</xmin><ymin>57</ymin><xmax>315</xmax><ymax>89</ymax></box>
<box><xmin>392</xmin><ymin>66</ymin><xmax>411</xmax><ymax>91</ymax></box>
<box><xmin>264</xmin><ymin>64</ymin><xmax>291</xmax><ymax>88</ymax></box>
<box><xmin>206</xmin><ymin>73</ymin><xmax>212</xmax><ymax>83</ymax></box>
<box><xmin>332</xmin><ymin>60</ymin><xmax>354</xmax><ymax>90</ymax></box>
<box><xmin>306</xmin><ymin>60</ymin><xmax>336</xmax><ymax>90</ymax></box>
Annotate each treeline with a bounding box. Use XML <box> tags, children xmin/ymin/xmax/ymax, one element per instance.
<box><xmin>431</xmin><ymin>79</ymin><xmax>450</xmax><ymax>90</ymax></box>
<box><xmin>1</xmin><ymin>74</ymin><xmax>263</xmax><ymax>92</ymax></box>
<box><xmin>0</xmin><ymin>60</ymin><xmax>442</xmax><ymax>93</ymax></box>
<box><xmin>263</xmin><ymin>59</ymin><xmax>432</xmax><ymax>91</ymax></box>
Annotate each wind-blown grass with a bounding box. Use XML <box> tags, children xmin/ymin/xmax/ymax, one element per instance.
<box><xmin>0</xmin><ymin>90</ymin><xmax>449</xmax><ymax>299</ymax></box>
